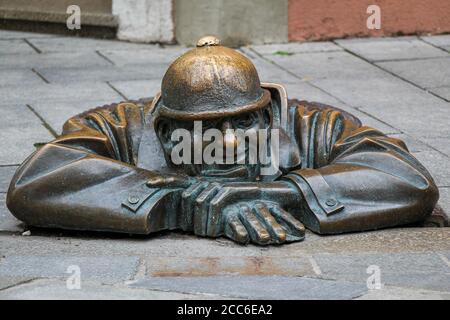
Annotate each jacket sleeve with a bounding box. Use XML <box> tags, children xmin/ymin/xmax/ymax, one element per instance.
<box><xmin>282</xmin><ymin>104</ymin><xmax>439</xmax><ymax>234</ymax></box>
<box><xmin>6</xmin><ymin>101</ymin><xmax>181</xmax><ymax>234</ymax></box>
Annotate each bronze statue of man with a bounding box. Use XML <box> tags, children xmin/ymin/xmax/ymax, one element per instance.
<box><xmin>7</xmin><ymin>36</ymin><xmax>439</xmax><ymax>245</ymax></box>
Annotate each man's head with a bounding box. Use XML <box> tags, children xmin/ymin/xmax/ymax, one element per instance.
<box><xmin>153</xmin><ymin>36</ymin><xmax>274</xmax><ymax>180</ymax></box>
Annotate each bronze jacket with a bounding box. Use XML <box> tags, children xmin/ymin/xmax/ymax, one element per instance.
<box><xmin>7</xmin><ymin>85</ymin><xmax>439</xmax><ymax>235</ymax></box>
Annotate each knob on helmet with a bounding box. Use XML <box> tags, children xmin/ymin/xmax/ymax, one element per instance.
<box><xmin>155</xmin><ymin>36</ymin><xmax>271</xmax><ymax>120</ymax></box>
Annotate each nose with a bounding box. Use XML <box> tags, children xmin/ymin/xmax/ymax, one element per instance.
<box><xmin>222</xmin><ymin>121</ymin><xmax>239</xmax><ymax>149</ymax></box>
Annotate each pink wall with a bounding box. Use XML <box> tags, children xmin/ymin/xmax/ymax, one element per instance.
<box><xmin>289</xmin><ymin>0</ymin><xmax>450</xmax><ymax>41</ymax></box>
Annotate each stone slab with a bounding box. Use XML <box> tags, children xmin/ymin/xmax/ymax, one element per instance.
<box><xmin>335</xmin><ymin>37</ymin><xmax>448</xmax><ymax>61</ymax></box>
<box><xmin>0</xmin><ymin>39</ymin><xmax>36</xmax><ymax>55</ymax></box>
<box><xmin>99</xmin><ymin>46</ymin><xmax>189</xmax><ymax>67</ymax></box>
<box><xmin>1</xmin><ymin>228</ymin><xmax>449</xmax><ymax>259</ymax></box>
<box><xmin>421</xmin><ymin>137</ymin><xmax>450</xmax><ymax>157</ymax></box>
<box><xmin>313</xmin><ymin>252</ymin><xmax>450</xmax><ymax>292</ymax></box>
<box><xmin>437</xmin><ymin>188</ymin><xmax>450</xmax><ymax>219</ymax></box>
<box><xmin>377</xmin><ymin>57</ymin><xmax>450</xmax><ymax>89</ymax></box>
<box><xmin>27</xmin><ymin>37</ymin><xmax>158</xmax><ymax>53</ymax></box>
<box><xmin>0</xmin><ymin>166</ymin><xmax>17</xmax><ymax>192</ymax></box>
<box><xmin>130</xmin><ymin>275</ymin><xmax>368</xmax><ymax>299</ymax></box>
<box><xmin>30</xmin><ymin>100</ymin><xmax>123</xmax><ymax>134</ymax></box>
<box><xmin>0</xmin><ymin>51</ymin><xmax>111</xmax><ymax>70</ymax></box>
<box><xmin>412</xmin><ymin>151</ymin><xmax>450</xmax><ymax>187</ymax></box>
<box><xmin>0</xmin><ymin>69</ymin><xmax>46</xmax><ymax>87</ymax></box>
<box><xmin>356</xmin><ymin>286</ymin><xmax>450</xmax><ymax>300</ymax></box>
<box><xmin>386</xmin><ymin>134</ymin><xmax>432</xmax><ymax>153</ymax></box>
<box><xmin>0</xmin><ymin>82</ymin><xmax>122</xmax><ymax>105</ymax></box>
<box><xmin>145</xmin><ymin>256</ymin><xmax>315</xmax><ymax>277</ymax></box>
<box><xmin>37</xmin><ymin>64</ymin><xmax>168</xmax><ymax>84</ymax></box>
<box><xmin>0</xmin><ymin>255</ymin><xmax>140</xmax><ymax>284</ymax></box>
<box><xmin>108</xmin><ymin>79</ymin><xmax>161</xmax><ymax>101</ymax></box>
<box><xmin>0</xmin><ymin>193</ymin><xmax>23</xmax><ymax>233</ymax></box>
<box><xmin>0</xmin><ymin>30</ymin><xmax>56</xmax><ymax>40</ymax></box>
<box><xmin>421</xmin><ymin>35</ymin><xmax>450</xmax><ymax>49</ymax></box>
<box><xmin>0</xmin><ymin>104</ymin><xmax>54</xmax><ymax>165</ymax></box>
<box><xmin>0</xmin><ymin>279</ymin><xmax>222</xmax><ymax>300</ymax></box>
<box><xmin>429</xmin><ymin>87</ymin><xmax>450</xmax><ymax>101</ymax></box>
<box><xmin>268</xmin><ymin>49</ymin><xmax>450</xmax><ymax>141</ymax></box>
<box><xmin>249</xmin><ymin>41</ymin><xmax>342</xmax><ymax>56</ymax></box>
<box><xmin>0</xmin><ymin>276</ymin><xmax>34</xmax><ymax>291</ymax></box>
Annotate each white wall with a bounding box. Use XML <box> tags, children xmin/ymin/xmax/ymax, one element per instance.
<box><xmin>113</xmin><ymin>0</ymin><xmax>174</xmax><ymax>43</ymax></box>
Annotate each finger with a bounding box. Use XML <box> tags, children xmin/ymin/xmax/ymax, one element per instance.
<box><xmin>194</xmin><ymin>183</ymin><xmax>221</xmax><ymax>236</ymax></box>
<box><xmin>253</xmin><ymin>202</ymin><xmax>286</xmax><ymax>244</ymax></box>
<box><xmin>224</xmin><ymin>209</ymin><xmax>249</xmax><ymax>244</ymax></box>
<box><xmin>270</xmin><ymin>206</ymin><xmax>305</xmax><ymax>241</ymax></box>
<box><xmin>181</xmin><ymin>181</ymin><xmax>208</xmax><ymax>231</ymax></box>
<box><xmin>147</xmin><ymin>175</ymin><xmax>193</xmax><ymax>188</ymax></box>
<box><xmin>238</xmin><ymin>204</ymin><xmax>271</xmax><ymax>245</ymax></box>
<box><xmin>206</xmin><ymin>184</ymin><xmax>258</xmax><ymax>237</ymax></box>
<box><xmin>206</xmin><ymin>187</ymin><xmax>231</xmax><ymax>237</ymax></box>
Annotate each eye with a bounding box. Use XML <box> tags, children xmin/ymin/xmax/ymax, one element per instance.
<box><xmin>232</xmin><ymin>111</ymin><xmax>258</xmax><ymax>129</ymax></box>
<box><xmin>157</xmin><ymin>119</ymin><xmax>172</xmax><ymax>143</ymax></box>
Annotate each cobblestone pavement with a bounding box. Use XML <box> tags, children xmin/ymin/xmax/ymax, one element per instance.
<box><xmin>0</xmin><ymin>31</ymin><xmax>449</xmax><ymax>299</ymax></box>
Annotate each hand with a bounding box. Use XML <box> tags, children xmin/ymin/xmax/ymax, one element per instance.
<box><xmin>179</xmin><ymin>179</ymin><xmax>304</xmax><ymax>244</ymax></box>
<box><xmin>222</xmin><ymin>201</ymin><xmax>305</xmax><ymax>245</ymax></box>
<box><xmin>146</xmin><ymin>172</ymin><xmax>195</xmax><ymax>189</ymax></box>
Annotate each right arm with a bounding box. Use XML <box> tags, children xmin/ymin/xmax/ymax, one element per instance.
<box><xmin>6</xmin><ymin>102</ymin><xmax>185</xmax><ymax>234</ymax></box>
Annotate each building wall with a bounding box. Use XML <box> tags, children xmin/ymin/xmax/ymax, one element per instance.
<box><xmin>113</xmin><ymin>0</ymin><xmax>174</xmax><ymax>43</ymax></box>
<box><xmin>288</xmin><ymin>0</ymin><xmax>450</xmax><ymax>41</ymax></box>
<box><xmin>174</xmin><ymin>0</ymin><xmax>288</xmax><ymax>47</ymax></box>
<box><xmin>2</xmin><ymin>0</ymin><xmax>449</xmax><ymax>44</ymax></box>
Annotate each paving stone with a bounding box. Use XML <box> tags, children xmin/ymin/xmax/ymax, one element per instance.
<box><xmin>130</xmin><ymin>275</ymin><xmax>368</xmax><ymax>299</ymax></box>
<box><xmin>0</xmin><ymin>166</ymin><xmax>17</xmax><ymax>192</ymax></box>
<box><xmin>239</xmin><ymin>50</ymin><xmax>301</xmax><ymax>83</ymax></box>
<box><xmin>145</xmin><ymin>256</ymin><xmax>315</xmax><ymax>277</ymax></box>
<box><xmin>99</xmin><ymin>46</ymin><xmax>189</xmax><ymax>67</ymax></box>
<box><xmin>0</xmin><ymin>276</ymin><xmax>34</xmax><ymax>290</ymax></box>
<box><xmin>248</xmin><ymin>41</ymin><xmax>342</xmax><ymax>56</ymax></box>
<box><xmin>0</xmin><ymin>69</ymin><xmax>46</xmax><ymax>87</ymax></box>
<box><xmin>0</xmin><ymin>105</ymin><xmax>54</xmax><ymax>165</ymax></box>
<box><xmin>421</xmin><ymin>35</ymin><xmax>450</xmax><ymax>50</ymax></box>
<box><xmin>109</xmin><ymin>79</ymin><xmax>161</xmax><ymax>101</ymax></box>
<box><xmin>0</xmin><ymin>39</ymin><xmax>37</xmax><ymax>55</ymax></box>
<box><xmin>437</xmin><ymin>188</ymin><xmax>450</xmax><ymax>219</ymax></box>
<box><xmin>356</xmin><ymin>286</ymin><xmax>450</xmax><ymax>300</ymax></box>
<box><xmin>27</xmin><ymin>37</ymin><xmax>158</xmax><ymax>53</ymax></box>
<box><xmin>429</xmin><ymin>86</ymin><xmax>450</xmax><ymax>101</ymax></box>
<box><xmin>0</xmin><ymin>279</ymin><xmax>222</xmax><ymax>300</ymax></box>
<box><xmin>0</xmin><ymin>193</ymin><xmax>23</xmax><ymax>233</ymax></box>
<box><xmin>0</xmin><ymin>255</ymin><xmax>140</xmax><ymax>284</ymax></box>
<box><xmin>335</xmin><ymin>37</ymin><xmax>448</xmax><ymax>61</ymax></box>
<box><xmin>377</xmin><ymin>57</ymin><xmax>450</xmax><ymax>89</ymax></box>
<box><xmin>37</xmin><ymin>64</ymin><xmax>167</xmax><ymax>84</ymax></box>
<box><xmin>30</xmin><ymin>100</ymin><xmax>124</xmax><ymax>134</ymax></box>
<box><xmin>0</xmin><ymin>30</ymin><xmax>56</xmax><ymax>40</ymax></box>
<box><xmin>0</xmin><ymin>51</ymin><xmax>110</xmax><ymax>69</ymax></box>
<box><xmin>268</xmin><ymin>50</ymin><xmax>449</xmax><ymax>138</ymax></box>
<box><xmin>0</xmin><ymin>193</ymin><xmax>23</xmax><ymax>232</ymax></box>
<box><xmin>421</xmin><ymin>137</ymin><xmax>450</xmax><ymax>157</ymax></box>
<box><xmin>313</xmin><ymin>252</ymin><xmax>450</xmax><ymax>292</ymax></box>
<box><xmin>0</xmin><ymin>82</ymin><xmax>122</xmax><ymax>105</ymax></box>
<box><xmin>412</xmin><ymin>151</ymin><xmax>450</xmax><ymax>187</ymax></box>
<box><xmin>386</xmin><ymin>134</ymin><xmax>432</xmax><ymax>153</ymax></box>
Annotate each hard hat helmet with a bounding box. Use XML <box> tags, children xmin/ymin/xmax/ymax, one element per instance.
<box><xmin>155</xmin><ymin>36</ymin><xmax>271</xmax><ymax>120</ymax></box>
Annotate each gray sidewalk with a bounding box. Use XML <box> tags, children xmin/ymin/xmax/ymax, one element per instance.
<box><xmin>0</xmin><ymin>31</ymin><xmax>449</xmax><ymax>299</ymax></box>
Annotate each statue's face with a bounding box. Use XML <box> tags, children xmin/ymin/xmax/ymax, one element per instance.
<box><xmin>156</xmin><ymin>105</ymin><xmax>273</xmax><ymax>180</ymax></box>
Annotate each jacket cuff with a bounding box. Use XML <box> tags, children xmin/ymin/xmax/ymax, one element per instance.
<box><xmin>121</xmin><ymin>182</ymin><xmax>181</xmax><ymax>233</ymax></box>
<box><xmin>283</xmin><ymin>168</ymin><xmax>344</xmax><ymax>231</ymax></box>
